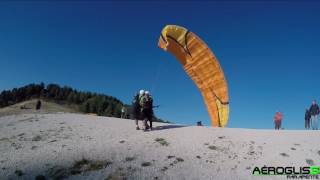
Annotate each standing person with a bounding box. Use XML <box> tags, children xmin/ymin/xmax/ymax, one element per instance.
<box><xmin>121</xmin><ymin>106</ymin><xmax>126</xmax><ymax>119</ymax></box>
<box><xmin>145</xmin><ymin>91</ymin><xmax>154</xmax><ymax>130</ymax></box>
<box><xmin>305</xmin><ymin>109</ymin><xmax>311</xmax><ymax>130</ymax></box>
<box><xmin>36</xmin><ymin>100</ymin><xmax>42</xmax><ymax>110</ymax></box>
<box><xmin>274</xmin><ymin>111</ymin><xmax>283</xmax><ymax>130</ymax></box>
<box><xmin>131</xmin><ymin>90</ymin><xmax>144</xmax><ymax>130</ymax></box>
<box><xmin>140</xmin><ymin>91</ymin><xmax>154</xmax><ymax>131</ymax></box>
<box><xmin>309</xmin><ymin>100</ymin><xmax>319</xmax><ymax>130</ymax></box>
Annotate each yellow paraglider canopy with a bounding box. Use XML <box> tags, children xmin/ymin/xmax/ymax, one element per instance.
<box><xmin>158</xmin><ymin>25</ymin><xmax>229</xmax><ymax>127</ymax></box>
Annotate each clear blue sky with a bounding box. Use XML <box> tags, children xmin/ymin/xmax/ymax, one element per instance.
<box><xmin>0</xmin><ymin>1</ymin><xmax>320</xmax><ymax>129</ymax></box>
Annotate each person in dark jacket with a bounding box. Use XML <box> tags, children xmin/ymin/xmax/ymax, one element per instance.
<box><xmin>140</xmin><ymin>91</ymin><xmax>154</xmax><ymax>131</ymax></box>
<box><xmin>131</xmin><ymin>90</ymin><xmax>144</xmax><ymax>130</ymax></box>
<box><xmin>36</xmin><ymin>100</ymin><xmax>42</xmax><ymax>110</ymax></box>
<box><xmin>309</xmin><ymin>100</ymin><xmax>319</xmax><ymax>130</ymax></box>
<box><xmin>305</xmin><ymin>109</ymin><xmax>311</xmax><ymax>130</ymax></box>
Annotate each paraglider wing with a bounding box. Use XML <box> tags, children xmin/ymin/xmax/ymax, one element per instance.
<box><xmin>158</xmin><ymin>25</ymin><xmax>229</xmax><ymax>127</ymax></box>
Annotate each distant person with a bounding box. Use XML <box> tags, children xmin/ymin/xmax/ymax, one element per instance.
<box><xmin>140</xmin><ymin>91</ymin><xmax>154</xmax><ymax>131</ymax></box>
<box><xmin>305</xmin><ymin>109</ymin><xmax>311</xmax><ymax>130</ymax></box>
<box><xmin>131</xmin><ymin>90</ymin><xmax>144</xmax><ymax>130</ymax></box>
<box><xmin>36</xmin><ymin>100</ymin><xmax>42</xmax><ymax>110</ymax></box>
<box><xmin>274</xmin><ymin>111</ymin><xmax>283</xmax><ymax>130</ymax></box>
<box><xmin>197</xmin><ymin>121</ymin><xmax>203</xmax><ymax>126</ymax></box>
<box><xmin>121</xmin><ymin>106</ymin><xmax>126</xmax><ymax>119</ymax></box>
<box><xmin>309</xmin><ymin>100</ymin><xmax>319</xmax><ymax>130</ymax></box>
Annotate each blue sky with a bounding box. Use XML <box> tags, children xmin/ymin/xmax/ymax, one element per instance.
<box><xmin>0</xmin><ymin>1</ymin><xmax>320</xmax><ymax>129</ymax></box>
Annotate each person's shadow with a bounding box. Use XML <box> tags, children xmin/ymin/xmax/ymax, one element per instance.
<box><xmin>150</xmin><ymin>125</ymin><xmax>185</xmax><ymax>131</ymax></box>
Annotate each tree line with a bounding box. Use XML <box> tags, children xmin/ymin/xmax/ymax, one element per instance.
<box><xmin>0</xmin><ymin>83</ymin><xmax>123</xmax><ymax>117</ymax></box>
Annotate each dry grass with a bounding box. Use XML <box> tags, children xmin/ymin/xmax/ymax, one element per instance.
<box><xmin>14</xmin><ymin>170</ymin><xmax>24</xmax><ymax>176</ymax></box>
<box><xmin>70</xmin><ymin>158</ymin><xmax>112</xmax><ymax>175</ymax></box>
<box><xmin>208</xmin><ymin>145</ymin><xmax>218</xmax><ymax>150</ymax></box>
<box><xmin>155</xmin><ymin>138</ymin><xmax>169</xmax><ymax>146</ymax></box>
<box><xmin>306</xmin><ymin>159</ymin><xmax>315</xmax><ymax>166</ymax></box>
<box><xmin>125</xmin><ymin>157</ymin><xmax>135</xmax><ymax>162</ymax></box>
<box><xmin>280</xmin><ymin>153</ymin><xmax>289</xmax><ymax>157</ymax></box>
<box><xmin>141</xmin><ymin>162</ymin><xmax>152</xmax><ymax>167</ymax></box>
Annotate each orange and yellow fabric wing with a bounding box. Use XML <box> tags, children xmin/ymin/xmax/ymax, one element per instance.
<box><xmin>158</xmin><ymin>25</ymin><xmax>229</xmax><ymax>127</ymax></box>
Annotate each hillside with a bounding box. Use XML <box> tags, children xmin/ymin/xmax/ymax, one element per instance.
<box><xmin>0</xmin><ymin>113</ymin><xmax>319</xmax><ymax>180</ymax></box>
<box><xmin>0</xmin><ymin>83</ymin><xmax>124</xmax><ymax>117</ymax></box>
<box><xmin>0</xmin><ymin>99</ymin><xmax>80</xmax><ymax>117</ymax></box>
<box><xmin>0</xmin><ymin>83</ymin><xmax>168</xmax><ymax>123</ymax></box>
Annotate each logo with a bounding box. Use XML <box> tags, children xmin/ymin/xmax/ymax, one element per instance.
<box><xmin>252</xmin><ymin>166</ymin><xmax>320</xmax><ymax>179</ymax></box>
